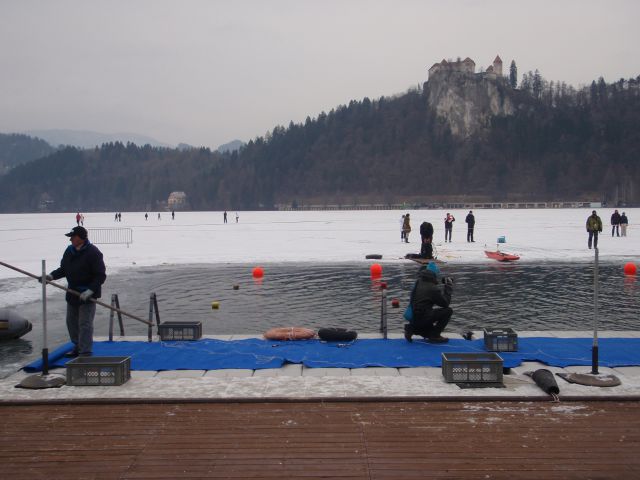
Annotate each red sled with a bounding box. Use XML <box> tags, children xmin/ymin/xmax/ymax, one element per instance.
<box><xmin>485</xmin><ymin>250</ymin><xmax>520</xmax><ymax>262</ymax></box>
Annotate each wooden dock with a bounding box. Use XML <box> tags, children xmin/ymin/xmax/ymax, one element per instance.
<box><xmin>1</xmin><ymin>400</ymin><xmax>638</xmax><ymax>479</ymax></box>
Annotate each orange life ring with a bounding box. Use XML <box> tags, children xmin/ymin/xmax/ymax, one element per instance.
<box><xmin>263</xmin><ymin>327</ymin><xmax>316</xmax><ymax>341</ymax></box>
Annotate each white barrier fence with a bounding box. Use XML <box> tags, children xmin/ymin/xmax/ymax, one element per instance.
<box><xmin>88</xmin><ymin>228</ymin><xmax>133</xmax><ymax>247</ymax></box>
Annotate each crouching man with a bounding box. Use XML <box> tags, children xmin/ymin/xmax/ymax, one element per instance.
<box><xmin>404</xmin><ymin>265</ymin><xmax>453</xmax><ymax>343</ymax></box>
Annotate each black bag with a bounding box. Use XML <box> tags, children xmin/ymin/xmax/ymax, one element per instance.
<box><xmin>318</xmin><ymin>327</ymin><xmax>358</xmax><ymax>342</ymax></box>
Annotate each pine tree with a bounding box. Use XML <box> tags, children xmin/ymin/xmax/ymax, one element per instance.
<box><xmin>509</xmin><ymin>60</ymin><xmax>518</xmax><ymax>89</ymax></box>
<box><xmin>532</xmin><ymin>69</ymin><xmax>543</xmax><ymax>98</ymax></box>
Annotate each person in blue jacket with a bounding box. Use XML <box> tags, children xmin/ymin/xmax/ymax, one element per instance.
<box><xmin>41</xmin><ymin>226</ymin><xmax>106</xmax><ymax>357</ymax></box>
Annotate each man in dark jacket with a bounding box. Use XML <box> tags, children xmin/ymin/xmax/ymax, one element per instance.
<box><xmin>404</xmin><ymin>266</ymin><xmax>453</xmax><ymax>343</ymax></box>
<box><xmin>611</xmin><ymin>210</ymin><xmax>621</xmax><ymax>237</ymax></box>
<box><xmin>465</xmin><ymin>210</ymin><xmax>475</xmax><ymax>242</ymax></box>
<box><xmin>586</xmin><ymin>210</ymin><xmax>603</xmax><ymax>249</ymax></box>
<box><xmin>42</xmin><ymin>226</ymin><xmax>106</xmax><ymax>357</ymax></box>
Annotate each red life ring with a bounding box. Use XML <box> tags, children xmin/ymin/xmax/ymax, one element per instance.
<box><xmin>263</xmin><ymin>327</ymin><xmax>316</xmax><ymax>341</ymax></box>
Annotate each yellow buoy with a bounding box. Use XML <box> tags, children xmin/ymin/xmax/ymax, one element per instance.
<box><xmin>211</xmin><ymin>301</ymin><xmax>220</xmax><ymax>310</ymax></box>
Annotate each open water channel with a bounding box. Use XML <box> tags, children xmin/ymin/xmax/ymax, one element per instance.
<box><xmin>1</xmin><ymin>261</ymin><xmax>637</xmax><ymax>378</ymax></box>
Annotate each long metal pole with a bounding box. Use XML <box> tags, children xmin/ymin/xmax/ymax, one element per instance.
<box><xmin>0</xmin><ymin>260</ymin><xmax>151</xmax><ymax>326</ymax></box>
<box><xmin>381</xmin><ymin>289</ymin><xmax>388</xmax><ymax>340</ymax></box>
<box><xmin>592</xmin><ymin>247</ymin><xmax>599</xmax><ymax>374</ymax></box>
<box><xmin>41</xmin><ymin>260</ymin><xmax>49</xmax><ymax>375</ymax></box>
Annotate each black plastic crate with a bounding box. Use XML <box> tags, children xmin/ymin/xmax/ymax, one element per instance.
<box><xmin>441</xmin><ymin>352</ymin><xmax>503</xmax><ymax>384</ymax></box>
<box><xmin>158</xmin><ymin>321</ymin><xmax>202</xmax><ymax>341</ymax></box>
<box><xmin>483</xmin><ymin>328</ymin><xmax>518</xmax><ymax>352</ymax></box>
<box><xmin>66</xmin><ymin>356</ymin><xmax>131</xmax><ymax>386</ymax></box>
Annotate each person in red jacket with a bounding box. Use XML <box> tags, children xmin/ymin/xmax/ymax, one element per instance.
<box><xmin>444</xmin><ymin>213</ymin><xmax>455</xmax><ymax>242</ymax></box>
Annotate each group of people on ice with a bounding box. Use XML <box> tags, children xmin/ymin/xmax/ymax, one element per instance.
<box><xmin>401</xmin><ymin>210</ymin><xmax>477</xmax><ymax>257</ymax></box>
<box><xmin>585</xmin><ymin>209</ymin><xmax>630</xmax><ymax>249</ymax></box>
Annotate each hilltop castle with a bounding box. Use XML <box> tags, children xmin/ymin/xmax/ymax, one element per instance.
<box><xmin>424</xmin><ymin>54</ymin><xmax>514</xmax><ymax>138</ymax></box>
<box><xmin>428</xmin><ymin>55</ymin><xmax>503</xmax><ymax>79</ymax></box>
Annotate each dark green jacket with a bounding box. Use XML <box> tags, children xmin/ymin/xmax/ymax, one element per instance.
<box><xmin>586</xmin><ymin>214</ymin><xmax>602</xmax><ymax>232</ymax></box>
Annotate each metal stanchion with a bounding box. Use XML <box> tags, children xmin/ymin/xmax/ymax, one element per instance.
<box><xmin>556</xmin><ymin>246</ymin><xmax>621</xmax><ymax>387</ymax></box>
<box><xmin>592</xmin><ymin>247</ymin><xmax>599</xmax><ymax>374</ymax></box>
<box><xmin>16</xmin><ymin>260</ymin><xmax>65</xmax><ymax>389</ymax></box>
<box><xmin>380</xmin><ymin>288</ymin><xmax>388</xmax><ymax>340</ymax></box>
<box><xmin>41</xmin><ymin>260</ymin><xmax>49</xmax><ymax>375</ymax></box>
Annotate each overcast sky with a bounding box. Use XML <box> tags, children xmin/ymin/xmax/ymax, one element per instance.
<box><xmin>1</xmin><ymin>0</ymin><xmax>639</xmax><ymax>148</ymax></box>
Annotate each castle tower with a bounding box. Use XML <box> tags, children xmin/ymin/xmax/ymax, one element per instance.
<box><xmin>493</xmin><ymin>55</ymin><xmax>503</xmax><ymax>76</ymax></box>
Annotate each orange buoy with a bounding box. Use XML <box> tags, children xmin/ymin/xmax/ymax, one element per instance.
<box><xmin>624</xmin><ymin>262</ymin><xmax>637</xmax><ymax>276</ymax></box>
<box><xmin>264</xmin><ymin>327</ymin><xmax>316</xmax><ymax>341</ymax></box>
<box><xmin>370</xmin><ymin>263</ymin><xmax>382</xmax><ymax>277</ymax></box>
<box><xmin>252</xmin><ymin>266</ymin><xmax>264</xmax><ymax>278</ymax></box>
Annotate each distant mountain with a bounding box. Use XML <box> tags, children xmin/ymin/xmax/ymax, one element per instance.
<box><xmin>0</xmin><ymin>133</ymin><xmax>55</xmax><ymax>175</ymax></box>
<box><xmin>23</xmin><ymin>129</ymin><xmax>172</xmax><ymax>149</ymax></box>
<box><xmin>217</xmin><ymin>139</ymin><xmax>245</xmax><ymax>153</ymax></box>
<box><xmin>177</xmin><ymin>143</ymin><xmax>196</xmax><ymax>151</ymax></box>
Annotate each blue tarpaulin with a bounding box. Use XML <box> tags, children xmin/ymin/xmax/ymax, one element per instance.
<box><xmin>24</xmin><ymin>337</ymin><xmax>640</xmax><ymax>373</ymax></box>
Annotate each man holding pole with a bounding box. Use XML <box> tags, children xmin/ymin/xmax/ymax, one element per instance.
<box><xmin>41</xmin><ymin>226</ymin><xmax>106</xmax><ymax>357</ymax></box>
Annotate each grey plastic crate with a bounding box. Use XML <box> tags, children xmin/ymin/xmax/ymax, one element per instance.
<box><xmin>66</xmin><ymin>356</ymin><xmax>131</xmax><ymax>386</ymax></box>
<box><xmin>441</xmin><ymin>352</ymin><xmax>503</xmax><ymax>384</ymax></box>
<box><xmin>158</xmin><ymin>321</ymin><xmax>202</xmax><ymax>341</ymax></box>
<box><xmin>483</xmin><ymin>328</ymin><xmax>518</xmax><ymax>352</ymax></box>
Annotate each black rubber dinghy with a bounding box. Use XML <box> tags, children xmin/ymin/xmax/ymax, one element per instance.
<box><xmin>318</xmin><ymin>327</ymin><xmax>358</xmax><ymax>342</ymax></box>
<box><xmin>365</xmin><ymin>254</ymin><xmax>383</xmax><ymax>259</ymax></box>
<box><xmin>0</xmin><ymin>308</ymin><xmax>33</xmax><ymax>340</ymax></box>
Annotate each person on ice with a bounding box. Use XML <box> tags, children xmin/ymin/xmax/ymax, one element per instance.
<box><xmin>611</xmin><ymin>209</ymin><xmax>621</xmax><ymax>237</ymax></box>
<box><xmin>419</xmin><ymin>221</ymin><xmax>434</xmax><ymax>258</ymax></box>
<box><xmin>444</xmin><ymin>213</ymin><xmax>455</xmax><ymax>242</ymax></box>
<box><xmin>586</xmin><ymin>210</ymin><xmax>603</xmax><ymax>249</ymax></box>
<box><xmin>404</xmin><ymin>264</ymin><xmax>453</xmax><ymax>344</ymax></box>
<box><xmin>402</xmin><ymin>213</ymin><xmax>411</xmax><ymax>243</ymax></box>
<box><xmin>465</xmin><ymin>210</ymin><xmax>475</xmax><ymax>242</ymax></box>
<box><xmin>620</xmin><ymin>212</ymin><xmax>629</xmax><ymax>237</ymax></box>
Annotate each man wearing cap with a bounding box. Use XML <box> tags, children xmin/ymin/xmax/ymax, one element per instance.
<box><xmin>41</xmin><ymin>226</ymin><xmax>106</xmax><ymax>357</ymax></box>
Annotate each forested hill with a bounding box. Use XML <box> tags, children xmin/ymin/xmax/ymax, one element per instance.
<box><xmin>0</xmin><ymin>74</ymin><xmax>639</xmax><ymax>212</ymax></box>
<box><xmin>0</xmin><ymin>133</ymin><xmax>54</xmax><ymax>175</ymax></box>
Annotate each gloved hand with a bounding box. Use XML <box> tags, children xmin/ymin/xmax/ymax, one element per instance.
<box><xmin>444</xmin><ymin>277</ymin><xmax>454</xmax><ymax>287</ymax></box>
<box><xmin>38</xmin><ymin>274</ymin><xmax>53</xmax><ymax>284</ymax></box>
<box><xmin>79</xmin><ymin>289</ymin><xmax>94</xmax><ymax>303</ymax></box>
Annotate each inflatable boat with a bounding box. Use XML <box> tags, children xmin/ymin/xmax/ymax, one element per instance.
<box><xmin>485</xmin><ymin>250</ymin><xmax>520</xmax><ymax>262</ymax></box>
<box><xmin>0</xmin><ymin>308</ymin><xmax>33</xmax><ymax>340</ymax></box>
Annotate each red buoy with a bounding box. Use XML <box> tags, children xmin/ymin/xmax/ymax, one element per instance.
<box><xmin>391</xmin><ymin>298</ymin><xmax>400</xmax><ymax>308</ymax></box>
<box><xmin>624</xmin><ymin>262</ymin><xmax>637</xmax><ymax>276</ymax></box>
<box><xmin>252</xmin><ymin>266</ymin><xmax>264</xmax><ymax>278</ymax></box>
<box><xmin>370</xmin><ymin>263</ymin><xmax>382</xmax><ymax>278</ymax></box>
<box><xmin>380</xmin><ymin>282</ymin><xmax>387</xmax><ymax>289</ymax></box>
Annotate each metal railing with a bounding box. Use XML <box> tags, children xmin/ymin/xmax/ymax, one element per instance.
<box><xmin>89</xmin><ymin>228</ymin><xmax>133</xmax><ymax>247</ymax></box>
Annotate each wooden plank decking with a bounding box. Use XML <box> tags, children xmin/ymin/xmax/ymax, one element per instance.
<box><xmin>1</xmin><ymin>400</ymin><xmax>639</xmax><ymax>479</ymax></box>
